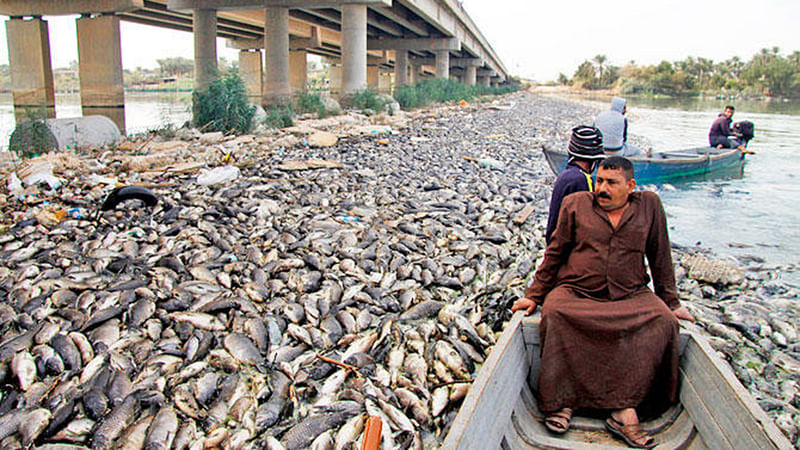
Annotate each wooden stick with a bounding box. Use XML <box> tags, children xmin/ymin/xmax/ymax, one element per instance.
<box><xmin>512</xmin><ymin>204</ymin><xmax>535</xmax><ymax>225</ymax></box>
<box><xmin>316</xmin><ymin>353</ymin><xmax>361</xmax><ymax>376</ymax></box>
<box><xmin>361</xmin><ymin>415</ymin><xmax>383</xmax><ymax>450</ymax></box>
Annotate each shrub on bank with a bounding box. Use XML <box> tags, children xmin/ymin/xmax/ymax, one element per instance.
<box><xmin>341</xmin><ymin>88</ymin><xmax>387</xmax><ymax>112</ymax></box>
<box><xmin>394</xmin><ymin>78</ymin><xmax>516</xmax><ymax>109</ymax></box>
<box><xmin>263</xmin><ymin>105</ymin><xmax>294</xmax><ymax>129</ymax></box>
<box><xmin>192</xmin><ymin>71</ymin><xmax>255</xmax><ymax>135</ymax></box>
<box><xmin>294</xmin><ymin>91</ymin><xmax>327</xmax><ymax>118</ymax></box>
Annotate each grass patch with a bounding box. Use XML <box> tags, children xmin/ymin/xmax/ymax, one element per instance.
<box><xmin>341</xmin><ymin>88</ymin><xmax>386</xmax><ymax>112</ymax></box>
<box><xmin>9</xmin><ymin>107</ymin><xmax>57</xmax><ymax>159</ymax></box>
<box><xmin>394</xmin><ymin>78</ymin><xmax>517</xmax><ymax>109</ymax></box>
<box><xmin>263</xmin><ymin>105</ymin><xmax>294</xmax><ymax>129</ymax></box>
<box><xmin>294</xmin><ymin>91</ymin><xmax>327</xmax><ymax>118</ymax></box>
<box><xmin>192</xmin><ymin>70</ymin><xmax>255</xmax><ymax>135</ymax></box>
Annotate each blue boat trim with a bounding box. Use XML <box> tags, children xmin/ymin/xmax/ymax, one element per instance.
<box><xmin>542</xmin><ymin>147</ymin><xmax>747</xmax><ymax>185</ymax></box>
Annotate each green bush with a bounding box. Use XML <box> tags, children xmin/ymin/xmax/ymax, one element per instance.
<box><xmin>9</xmin><ymin>107</ymin><xmax>57</xmax><ymax>159</ymax></box>
<box><xmin>342</xmin><ymin>88</ymin><xmax>386</xmax><ymax>112</ymax></box>
<box><xmin>192</xmin><ymin>71</ymin><xmax>255</xmax><ymax>135</ymax></box>
<box><xmin>263</xmin><ymin>105</ymin><xmax>294</xmax><ymax>129</ymax></box>
<box><xmin>394</xmin><ymin>78</ymin><xmax>516</xmax><ymax>110</ymax></box>
<box><xmin>294</xmin><ymin>91</ymin><xmax>326</xmax><ymax>117</ymax></box>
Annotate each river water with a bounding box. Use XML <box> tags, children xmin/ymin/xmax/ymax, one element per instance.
<box><xmin>1</xmin><ymin>92</ymin><xmax>799</xmax><ymax>284</ymax></box>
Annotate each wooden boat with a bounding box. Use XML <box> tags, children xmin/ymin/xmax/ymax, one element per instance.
<box><xmin>444</xmin><ymin>312</ymin><xmax>792</xmax><ymax>449</ymax></box>
<box><xmin>542</xmin><ymin>147</ymin><xmax>748</xmax><ymax>185</ymax></box>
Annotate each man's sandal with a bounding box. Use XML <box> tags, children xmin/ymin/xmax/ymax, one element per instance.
<box><xmin>544</xmin><ymin>408</ymin><xmax>573</xmax><ymax>435</ymax></box>
<box><xmin>605</xmin><ymin>417</ymin><xmax>656</xmax><ymax>449</ymax></box>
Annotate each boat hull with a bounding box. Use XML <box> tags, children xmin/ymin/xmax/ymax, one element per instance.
<box><xmin>542</xmin><ymin>147</ymin><xmax>747</xmax><ymax>185</ymax></box>
<box><xmin>444</xmin><ymin>313</ymin><xmax>792</xmax><ymax>449</ymax></box>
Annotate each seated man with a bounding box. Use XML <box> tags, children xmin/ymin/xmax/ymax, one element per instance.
<box><xmin>708</xmin><ymin>105</ymin><xmax>745</xmax><ymax>150</ymax></box>
<box><xmin>513</xmin><ymin>156</ymin><xmax>694</xmax><ymax>449</ymax></box>
<box><xmin>594</xmin><ymin>97</ymin><xmax>642</xmax><ymax>157</ymax></box>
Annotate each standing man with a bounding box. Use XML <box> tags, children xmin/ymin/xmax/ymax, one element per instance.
<box><xmin>709</xmin><ymin>105</ymin><xmax>745</xmax><ymax>150</ymax></box>
<box><xmin>513</xmin><ymin>157</ymin><xmax>694</xmax><ymax>449</ymax></box>
<box><xmin>595</xmin><ymin>97</ymin><xmax>642</xmax><ymax>156</ymax></box>
<box><xmin>545</xmin><ymin>125</ymin><xmax>605</xmax><ymax>244</ymax></box>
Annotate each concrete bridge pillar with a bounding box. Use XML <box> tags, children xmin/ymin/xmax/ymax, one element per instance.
<box><xmin>264</xmin><ymin>6</ymin><xmax>291</xmax><ymax>105</ymax></box>
<box><xmin>341</xmin><ymin>4</ymin><xmax>367</xmax><ymax>96</ymax></box>
<box><xmin>434</xmin><ymin>49</ymin><xmax>450</xmax><ymax>79</ymax></box>
<box><xmin>76</xmin><ymin>14</ymin><xmax>125</xmax><ymax>132</ymax></box>
<box><xmin>238</xmin><ymin>49</ymin><xmax>263</xmax><ymax>104</ymax></box>
<box><xmin>5</xmin><ymin>17</ymin><xmax>55</xmax><ymax>122</ymax></box>
<box><xmin>193</xmin><ymin>8</ymin><xmax>217</xmax><ymax>90</ymax></box>
<box><xmin>408</xmin><ymin>64</ymin><xmax>419</xmax><ymax>85</ymax></box>
<box><xmin>394</xmin><ymin>49</ymin><xmax>408</xmax><ymax>86</ymax></box>
<box><xmin>367</xmin><ymin>64</ymin><xmax>379</xmax><ymax>91</ymax></box>
<box><xmin>328</xmin><ymin>62</ymin><xmax>342</xmax><ymax>95</ymax></box>
<box><xmin>478</xmin><ymin>75</ymin><xmax>490</xmax><ymax>86</ymax></box>
<box><xmin>465</xmin><ymin>65</ymin><xmax>477</xmax><ymax>86</ymax></box>
<box><xmin>289</xmin><ymin>50</ymin><xmax>307</xmax><ymax>93</ymax></box>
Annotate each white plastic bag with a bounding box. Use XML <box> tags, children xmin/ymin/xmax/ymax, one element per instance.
<box><xmin>7</xmin><ymin>172</ymin><xmax>23</xmax><ymax>194</ymax></box>
<box><xmin>197</xmin><ymin>165</ymin><xmax>240</xmax><ymax>186</ymax></box>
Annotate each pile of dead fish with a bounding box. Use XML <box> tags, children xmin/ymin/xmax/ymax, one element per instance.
<box><xmin>0</xmin><ymin>91</ymin><xmax>797</xmax><ymax>448</ymax></box>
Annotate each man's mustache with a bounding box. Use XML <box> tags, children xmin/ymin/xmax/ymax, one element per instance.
<box><xmin>597</xmin><ymin>192</ymin><xmax>612</xmax><ymax>199</ymax></box>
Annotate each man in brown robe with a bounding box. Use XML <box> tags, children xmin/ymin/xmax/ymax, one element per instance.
<box><xmin>513</xmin><ymin>156</ymin><xmax>694</xmax><ymax>449</ymax></box>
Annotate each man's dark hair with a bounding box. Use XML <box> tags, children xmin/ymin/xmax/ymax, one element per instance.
<box><xmin>600</xmin><ymin>156</ymin><xmax>634</xmax><ymax>180</ymax></box>
<box><xmin>725</xmin><ymin>105</ymin><xmax>735</xmax><ymax>111</ymax></box>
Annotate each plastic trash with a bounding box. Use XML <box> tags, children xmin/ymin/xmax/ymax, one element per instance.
<box><xmin>197</xmin><ymin>165</ymin><xmax>240</xmax><ymax>186</ymax></box>
<box><xmin>477</xmin><ymin>157</ymin><xmax>505</xmax><ymax>171</ymax></box>
<box><xmin>22</xmin><ymin>167</ymin><xmax>62</xmax><ymax>190</ymax></box>
<box><xmin>339</xmin><ymin>216</ymin><xmax>359</xmax><ymax>223</ymax></box>
<box><xmin>7</xmin><ymin>172</ymin><xmax>23</xmax><ymax>194</ymax></box>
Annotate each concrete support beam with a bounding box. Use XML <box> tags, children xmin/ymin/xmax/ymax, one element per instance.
<box><xmin>290</xmin><ymin>50</ymin><xmax>307</xmax><ymax>92</ymax></box>
<box><xmin>408</xmin><ymin>64</ymin><xmax>419</xmax><ymax>85</ymax></box>
<box><xmin>169</xmin><ymin>0</ymin><xmax>390</xmax><ymax>10</ymax></box>
<box><xmin>193</xmin><ymin>8</ymin><xmax>218</xmax><ymax>90</ymax></box>
<box><xmin>394</xmin><ymin>49</ymin><xmax>408</xmax><ymax>86</ymax></box>
<box><xmin>5</xmin><ymin>18</ymin><xmax>55</xmax><ymax>121</ymax></box>
<box><xmin>329</xmin><ymin>63</ymin><xmax>342</xmax><ymax>95</ymax></box>
<box><xmin>76</xmin><ymin>14</ymin><xmax>126</xmax><ymax>132</ymax></box>
<box><xmin>263</xmin><ymin>5</ymin><xmax>292</xmax><ymax>105</ymax></box>
<box><xmin>434</xmin><ymin>49</ymin><xmax>449</xmax><ymax>79</ymax></box>
<box><xmin>340</xmin><ymin>3</ymin><xmax>366</xmax><ymax>96</ymax></box>
<box><xmin>368</xmin><ymin>37</ymin><xmax>460</xmax><ymax>52</ymax></box>
<box><xmin>477</xmin><ymin>68</ymin><xmax>496</xmax><ymax>77</ymax></box>
<box><xmin>464</xmin><ymin>65</ymin><xmax>476</xmax><ymax>86</ymax></box>
<box><xmin>238</xmin><ymin>49</ymin><xmax>263</xmax><ymax>103</ymax></box>
<box><xmin>0</xmin><ymin>0</ymin><xmax>143</xmax><ymax>16</ymax></box>
<box><xmin>409</xmin><ymin>56</ymin><xmax>481</xmax><ymax>67</ymax></box>
<box><xmin>367</xmin><ymin>65</ymin><xmax>379</xmax><ymax>91</ymax></box>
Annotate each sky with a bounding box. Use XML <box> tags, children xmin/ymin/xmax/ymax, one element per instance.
<box><xmin>0</xmin><ymin>0</ymin><xmax>798</xmax><ymax>81</ymax></box>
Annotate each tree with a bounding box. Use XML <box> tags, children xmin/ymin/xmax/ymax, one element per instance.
<box><xmin>557</xmin><ymin>73</ymin><xmax>569</xmax><ymax>85</ymax></box>
<box><xmin>157</xmin><ymin>57</ymin><xmax>193</xmax><ymax>77</ymax></box>
<box><xmin>593</xmin><ymin>54</ymin><xmax>607</xmax><ymax>81</ymax></box>
<box><xmin>572</xmin><ymin>60</ymin><xmax>597</xmax><ymax>88</ymax></box>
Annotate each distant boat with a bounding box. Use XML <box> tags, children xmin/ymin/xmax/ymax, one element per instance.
<box><xmin>444</xmin><ymin>313</ymin><xmax>792</xmax><ymax>449</ymax></box>
<box><xmin>542</xmin><ymin>147</ymin><xmax>749</xmax><ymax>185</ymax></box>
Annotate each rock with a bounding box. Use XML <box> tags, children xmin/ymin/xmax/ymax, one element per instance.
<box><xmin>198</xmin><ymin>131</ymin><xmax>225</xmax><ymax>145</ymax></box>
<box><xmin>272</xmin><ymin>134</ymin><xmax>300</xmax><ymax>148</ymax></box>
<box><xmin>320</xmin><ymin>96</ymin><xmax>342</xmax><ymax>116</ymax></box>
<box><xmin>284</xmin><ymin>125</ymin><xmax>316</xmax><ymax>136</ymax></box>
<box><xmin>308</xmin><ymin>131</ymin><xmax>338</xmax><ymax>148</ymax></box>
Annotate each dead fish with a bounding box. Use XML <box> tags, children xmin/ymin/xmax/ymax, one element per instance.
<box><xmin>256</xmin><ymin>371</ymin><xmax>290</xmax><ymax>431</ymax></box>
<box><xmin>280</xmin><ymin>410</ymin><xmax>358</xmax><ymax>450</ymax></box>
<box><xmin>92</xmin><ymin>393</ymin><xmax>137</xmax><ymax>450</ymax></box>
<box><xmin>12</xmin><ymin>350</ymin><xmax>37</xmax><ymax>391</ymax></box>
<box><xmin>117</xmin><ymin>414</ymin><xmax>153</xmax><ymax>450</ymax></box>
<box><xmin>168</xmin><ymin>312</ymin><xmax>226</xmax><ymax>331</ymax></box>
<box><xmin>399</xmin><ymin>300</ymin><xmax>444</xmax><ymax>321</ymax></box>
<box><xmin>143</xmin><ymin>405</ymin><xmax>178</xmax><ymax>450</ymax></box>
<box><xmin>223</xmin><ymin>333</ymin><xmax>266</xmax><ymax>369</ymax></box>
<box><xmin>50</xmin><ymin>334</ymin><xmax>82</xmax><ymax>373</ymax></box>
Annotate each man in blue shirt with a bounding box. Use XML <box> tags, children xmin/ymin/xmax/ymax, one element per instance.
<box><xmin>545</xmin><ymin>126</ymin><xmax>606</xmax><ymax>244</ymax></box>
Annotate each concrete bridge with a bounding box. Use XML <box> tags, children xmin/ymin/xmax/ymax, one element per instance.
<box><xmin>0</xmin><ymin>0</ymin><xmax>508</xmax><ymax>132</ymax></box>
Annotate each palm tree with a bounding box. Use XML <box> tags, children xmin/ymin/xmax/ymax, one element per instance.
<box><xmin>593</xmin><ymin>54</ymin><xmax>607</xmax><ymax>81</ymax></box>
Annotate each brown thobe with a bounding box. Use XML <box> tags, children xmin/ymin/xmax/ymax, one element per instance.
<box><xmin>525</xmin><ymin>191</ymin><xmax>680</xmax><ymax>412</ymax></box>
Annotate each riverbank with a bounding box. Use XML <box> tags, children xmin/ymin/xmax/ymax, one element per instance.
<box><xmin>0</xmin><ymin>91</ymin><xmax>797</xmax><ymax>447</ymax></box>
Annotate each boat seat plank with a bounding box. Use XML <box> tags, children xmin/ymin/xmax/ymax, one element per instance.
<box><xmin>680</xmin><ymin>334</ymin><xmax>793</xmax><ymax>449</ymax></box>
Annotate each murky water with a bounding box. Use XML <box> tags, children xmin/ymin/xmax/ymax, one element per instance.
<box><xmin>630</xmin><ymin>98</ymin><xmax>800</xmax><ymax>286</ymax></box>
<box><xmin>2</xmin><ymin>92</ymin><xmax>798</xmax><ymax>284</ymax></box>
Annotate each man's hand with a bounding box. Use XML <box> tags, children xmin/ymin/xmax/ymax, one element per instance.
<box><xmin>512</xmin><ymin>298</ymin><xmax>539</xmax><ymax>315</ymax></box>
<box><xmin>672</xmin><ymin>306</ymin><xmax>694</xmax><ymax>322</ymax></box>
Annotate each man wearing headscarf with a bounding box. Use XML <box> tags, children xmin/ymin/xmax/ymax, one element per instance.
<box><xmin>595</xmin><ymin>97</ymin><xmax>642</xmax><ymax>157</ymax></box>
<box><xmin>545</xmin><ymin>126</ymin><xmax>605</xmax><ymax>244</ymax></box>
